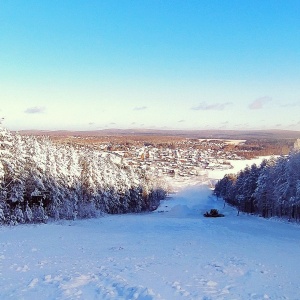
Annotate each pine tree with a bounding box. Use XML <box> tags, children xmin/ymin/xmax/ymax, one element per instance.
<box><xmin>34</xmin><ymin>200</ymin><xmax>48</xmax><ymax>223</ymax></box>
<box><xmin>14</xmin><ymin>205</ymin><xmax>25</xmax><ymax>224</ymax></box>
<box><xmin>24</xmin><ymin>202</ymin><xmax>33</xmax><ymax>223</ymax></box>
<box><xmin>0</xmin><ymin>127</ymin><xmax>168</xmax><ymax>225</ymax></box>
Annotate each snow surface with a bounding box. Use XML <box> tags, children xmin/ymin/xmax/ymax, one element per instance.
<box><xmin>1</xmin><ymin>157</ymin><xmax>300</xmax><ymax>300</ymax></box>
<box><xmin>206</xmin><ymin>156</ymin><xmax>275</xmax><ymax>181</ymax></box>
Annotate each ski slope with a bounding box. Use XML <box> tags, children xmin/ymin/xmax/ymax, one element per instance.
<box><xmin>1</xmin><ymin>159</ymin><xmax>300</xmax><ymax>299</ymax></box>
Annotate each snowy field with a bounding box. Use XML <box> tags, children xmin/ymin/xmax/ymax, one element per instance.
<box><xmin>1</xmin><ymin>157</ymin><xmax>300</xmax><ymax>300</ymax></box>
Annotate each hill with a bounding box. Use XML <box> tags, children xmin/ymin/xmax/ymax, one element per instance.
<box><xmin>17</xmin><ymin>129</ymin><xmax>300</xmax><ymax>140</ymax></box>
<box><xmin>1</xmin><ymin>183</ymin><xmax>299</xmax><ymax>299</ymax></box>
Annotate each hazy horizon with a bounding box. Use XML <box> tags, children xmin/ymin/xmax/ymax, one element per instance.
<box><xmin>1</xmin><ymin>1</ymin><xmax>300</xmax><ymax>131</ymax></box>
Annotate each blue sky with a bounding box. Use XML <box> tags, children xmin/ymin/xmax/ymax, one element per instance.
<box><xmin>1</xmin><ymin>0</ymin><xmax>300</xmax><ymax>131</ymax></box>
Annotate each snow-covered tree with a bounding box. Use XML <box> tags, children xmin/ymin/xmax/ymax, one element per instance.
<box><xmin>34</xmin><ymin>200</ymin><xmax>48</xmax><ymax>223</ymax></box>
<box><xmin>24</xmin><ymin>202</ymin><xmax>33</xmax><ymax>223</ymax></box>
<box><xmin>215</xmin><ymin>153</ymin><xmax>300</xmax><ymax>221</ymax></box>
<box><xmin>14</xmin><ymin>205</ymin><xmax>25</xmax><ymax>224</ymax></box>
<box><xmin>0</xmin><ymin>127</ymin><xmax>167</xmax><ymax>226</ymax></box>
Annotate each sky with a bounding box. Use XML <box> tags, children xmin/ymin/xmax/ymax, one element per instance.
<box><xmin>1</xmin><ymin>0</ymin><xmax>300</xmax><ymax>131</ymax></box>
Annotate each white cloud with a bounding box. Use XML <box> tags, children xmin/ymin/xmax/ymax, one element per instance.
<box><xmin>191</xmin><ymin>102</ymin><xmax>232</xmax><ymax>111</ymax></box>
<box><xmin>133</xmin><ymin>106</ymin><xmax>147</xmax><ymax>111</ymax></box>
<box><xmin>24</xmin><ymin>106</ymin><xmax>46</xmax><ymax>114</ymax></box>
<box><xmin>249</xmin><ymin>97</ymin><xmax>271</xmax><ymax>110</ymax></box>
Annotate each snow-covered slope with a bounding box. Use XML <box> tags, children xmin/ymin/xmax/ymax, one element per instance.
<box><xmin>1</xmin><ymin>180</ymin><xmax>300</xmax><ymax>299</ymax></box>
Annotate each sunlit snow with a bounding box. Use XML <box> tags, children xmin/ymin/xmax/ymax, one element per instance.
<box><xmin>1</xmin><ymin>157</ymin><xmax>299</xmax><ymax>300</ymax></box>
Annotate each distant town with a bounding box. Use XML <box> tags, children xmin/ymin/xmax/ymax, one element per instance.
<box><xmin>46</xmin><ymin>134</ymin><xmax>297</xmax><ymax>182</ymax></box>
<box><xmin>100</xmin><ymin>139</ymin><xmax>243</xmax><ymax>179</ymax></box>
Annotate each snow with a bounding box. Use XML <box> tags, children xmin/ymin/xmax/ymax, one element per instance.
<box><xmin>1</xmin><ymin>157</ymin><xmax>300</xmax><ymax>299</ymax></box>
<box><xmin>207</xmin><ymin>156</ymin><xmax>275</xmax><ymax>181</ymax></box>
<box><xmin>198</xmin><ymin>139</ymin><xmax>246</xmax><ymax>145</ymax></box>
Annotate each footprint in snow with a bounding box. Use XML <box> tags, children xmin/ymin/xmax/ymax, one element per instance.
<box><xmin>50</xmin><ymin>269</ymin><xmax>162</xmax><ymax>300</ymax></box>
<box><xmin>28</xmin><ymin>278</ymin><xmax>39</xmax><ymax>288</ymax></box>
<box><xmin>207</xmin><ymin>280</ymin><xmax>218</xmax><ymax>287</ymax></box>
<box><xmin>171</xmin><ymin>281</ymin><xmax>191</xmax><ymax>297</ymax></box>
<box><xmin>250</xmin><ymin>293</ymin><xmax>270</xmax><ymax>299</ymax></box>
<box><xmin>16</xmin><ymin>265</ymin><xmax>30</xmax><ymax>272</ymax></box>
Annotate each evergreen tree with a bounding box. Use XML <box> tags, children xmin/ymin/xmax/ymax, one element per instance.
<box><xmin>34</xmin><ymin>200</ymin><xmax>48</xmax><ymax>223</ymax></box>
<box><xmin>215</xmin><ymin>153</ymin><xmax>300</xmax><ymax>221</ymax></box>
<box><xmin>0</xmin><ymin>127</ymin><xmax>167</xmax><ymax>225</ymax></box>
<box><xmin>24</xmin><ymin>202</ymin><xmax>33</xmax><ymax>223</ymax></box>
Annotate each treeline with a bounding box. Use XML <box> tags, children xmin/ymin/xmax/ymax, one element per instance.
<box><xmin>240</xmin><ymin>139</ymin><xmax>293</xmax><ymax>158</ymax></box>
<box><xmin>214</xmin><ymin>152</ymin><xmax>300</xmax><ymax>221</ymax></box>
<box><xmin>0</xmin><ymin>127</ymin><xmax>167</xmax><ymax>225</ymax></box>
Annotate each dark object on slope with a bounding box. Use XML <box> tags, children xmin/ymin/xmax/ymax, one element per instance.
<box><xmin>204</xmin><ymin>209</ymin><xmax>224</xmax><ymax>218</ymax></box>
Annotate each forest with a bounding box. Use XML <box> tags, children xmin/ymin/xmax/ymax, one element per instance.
<box><xmin>214</xmin><ymin>151</ymin><xmax>300</xmax><ymax>221</ymax></box>
<box><xmin>0</xmin><ymin>127</ymin><xmax>167</xmax><ymax>225</ymax></box>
